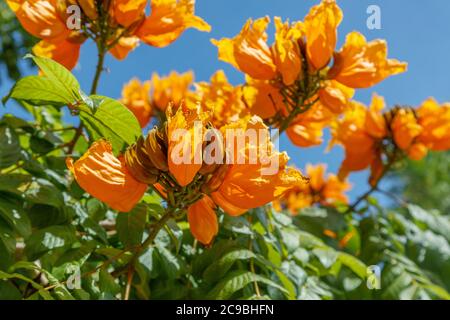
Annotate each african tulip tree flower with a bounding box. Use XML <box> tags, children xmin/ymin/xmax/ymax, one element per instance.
<box><xmin>318</xmin><ymin>80</ymin><xmax>355</xmax><ymax>115</ymax></box>
<box><xmin>210</xmin><ymin>116</ymin><xmax>306</xmax><ymax>216</ymax></box>
<box><xmin>391</xmin><ymin>108</ymin><xmax>423</xmax><ymax>159</ymax></box>
<box><xmin>211</xmin><ymin>0</ymin><xmax>406</xmax><ymax>139</ymax></box>
<box><xmin>242</xmin><ymin>77</ymin><xmax>286</xmax><ymax>120</ymax></box>
<box><xmin>150</xmin><ymin>71</ymin><xmax>195</xmax><ymax>111</ymax></box>
<box><xmin>272</xmin><ymin>17</ymin><xmax>303</xmax><ymax>86</ymax></box>
<box><xmin>7</xmin><ymin>0</ymin><xmax>70</xmax><ymax>42</ymax></box>
<box><xmin>7</xmin><ymin>0</ymin><xmax>85</xmax><ymax>69</ymax></box>
<box><xmin>286</xmin><ymin>103</ymin><xmax>333</xmax><ymax>147</ymax></box>
<box><xmin>329</xmin><ymin>32</ymin><xmax>407</xmax><ymax>88</ymax></box>
<box><xmin>8</xmin><ymin>0</ymin><xmax>210</xmax><ymax>70</ymax></box>
<box><xmin>274</xmin><ymin>164</ymin><xmax>351</xmax><ymax>214</ymax></box>
<box><xmin>212</xmin><ymin>16</ymin><xmax>302</xmax><ymax>83</ymax></box>
<box><xmin>121</xmin><ymin>78</ymin><xmax>152</xmax><ymax>128</ymax></box>
<box><xmin>167</xmin><ymin>104</ymin><xmax>206</xmax><ymax>187</ymax></box>
<box><xmin>212</xmin><ymin>17</ymin><xmax>276</xmax><ymax>81</ymax></box>
<box><xmin>136</xmin><ymin>0</ymin><xmax>211</xmax><ymax>47</ymax></box>
<box><xmin>66</xmin><ymin>140</ymin><xmax>148</xmax><ymax>212</ymax></box>
<box><xmin>187</xmin><ymin>196</ymin><xmax>218</xmax><ymax>245</ymax></box>
<box><xmin>330</xmin><ymin>95</ymin><xmax>450</xmax><ymax>186</ymax></box>
<box><xmin>389</xmin><ymin>99</ymin><xmax>450</xmax><ymax>160</ymax></box>
<box><xmin>112</xmin><ymin>0</ymin><xmax>147</xmax><ymax>28</ymax></box>
<box><xmin>330</xmin><ymin>96</ymin><xmax>387</xmax><ymax>184</ymax></box>
<box><xmin>195</xmin><ymin>71</ymin><xmax>247</xmax><ymax>128</ymax></box>
<box><xmin>416</xmin><ymin>99</ymin><xmax>450</xmax><ymax>152</ymax></box>
<box><xmin>304</xmin><ymin>0</ymin><xmax>342</xmax><ymax>70</ymax></box>
<box><xmin>32</xmin><ymin>36</ymin><xmax>84</xmax><ymax>71</ymax></box>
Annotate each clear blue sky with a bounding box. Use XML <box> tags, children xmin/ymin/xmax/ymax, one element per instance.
<box><xmin>2</xmin><ymin>0</ymin><xmax>450</xmax><ymax>202</ymax></box>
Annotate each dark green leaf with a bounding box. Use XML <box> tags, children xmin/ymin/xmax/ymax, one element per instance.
<box><xmin>116</xmin><ymin>204</ymin><xmax>147</xmax><ymax>247</ymax></box>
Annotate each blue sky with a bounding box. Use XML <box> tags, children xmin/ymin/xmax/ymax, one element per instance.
<box><xmin>2</xmin><ymin>0</ymin><xmax>450</xmax><ymax>202</ymax></box>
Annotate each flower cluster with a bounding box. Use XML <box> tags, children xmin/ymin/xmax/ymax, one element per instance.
<box><xmin>121</xmin><ymin>70</ymin><xmax>247</xmax><ymax>128</ymax></box>
<box><xmin>7</xmin><ymin>0</ymin><xmax>210</xmax><ymax>69</ymax></box>
<box><xmin>330</xmin><ymin>96</ymin><xmax>450</xmax><ymax>185</ymax></box>
<box><xmin>212</xmin><ymin>0</ymin><xmax>407</xmax><ymax>146</ymax></box>
<box><xmin>67</xmin><ymin>105</ymin><xmax>306</xmax><ymax>244</ymax></box>
<box><xmin>274</xmin><ymin>164</ymin><xmax>351</xmax><ymax>214</ymax></box>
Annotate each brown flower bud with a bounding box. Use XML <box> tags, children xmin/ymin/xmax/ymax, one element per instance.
<box><xmin>144</xmin><ymin>128</ymin><xmax>169</xmax><ymax>171</ymax></box>
<box><xmin>201</xmin><ymin>163</ymin><xmax>230</xmax><ymax>193</ymax></box>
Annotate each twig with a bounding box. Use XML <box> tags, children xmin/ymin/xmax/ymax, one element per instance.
<box><xmin>124</xmin><ymin>267</ymin><xmax>135</xmax><ymax>300</ymax></box>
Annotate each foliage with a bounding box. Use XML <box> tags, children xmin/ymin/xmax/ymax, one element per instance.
<box><xmin>390</xmin><ymin>152</ymin><xmax>450</xmax><ymax>214</ymax></box>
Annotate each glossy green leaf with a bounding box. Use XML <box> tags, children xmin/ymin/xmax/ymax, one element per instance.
<box><xmin>79</xmin><ymin>96</ymin><xmax>141</xmax><ymax>153</ymax></box>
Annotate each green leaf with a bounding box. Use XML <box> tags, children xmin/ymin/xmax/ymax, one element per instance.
<box><xmin>99</xmin><ymin>269</ymin><xmax>121</xmax><ymax>296</ymax></box>
<box><xmin>25</xmin><ymin>225</ymin><xmax>77</xmax><ymax>260</ymax></box>
<box><xmin>116</xmin><ymin>204</ymin><xmax>147</xmax><ymax>247</ymax></box>
<box><xmin>24</xmin><ymin>178</ymin><xmax>64</xmax><ymax>208</ymax></box>
<box><xmin>0</xmin><ymin>219</ymin><xmax>15</xmax><ymax>253</ymax></box>
<box><xmin>79</xmin><ymin>96</ymin><xmax>141</xmax><ymax>153</ymax></box>
<box><xmin>0</xmin><ymin>270</ymin><xmax>53</xmax><ymax>300</ymax></box>
<box><xmin>0</xmin><ymin>125</ymin><xmax>21</xmax><ymax>169</ymax></box>
<box><xmin>203</xmin><ymin>249</ymin><xmax>256</xmax><ymax>283</ymax></box>
<box><xmin>155</xmin><ymin>244</ymin><xmax>184</xmax><ymax>279</ymax></box>
<box><xmin>207</xmin><ymin>271</ymin><xmax>288</xmax><ymax>299</ymax></box>
<box><xmin>337</xmin><ymin>252</ymin><xmax>367</xmax><ymax>279</ymax></box>
<box><xmin>0</xmin><ymin>195</ymin><xmax>31</xmax><ymax>238</ymax></box>
<box><xmin>4</xmin><ymin>76</ymin><xmax>71</xmax><ymax>107</ymax></box>
<box><xmin>407</xmin><ymin>204</ymin><xmax>450</xmax><ymax>242</ymax></box>
<box><xmin>0</xmin><ymin>280</ymin><xmax>22</xmax><ymax>299</ymax></box>
<box><xmin>0</xmin><ymin>174</ymin><xmax>31</xmax><ymax>196</ymax></box>
<box><xmin>312</xmin><ymin>248</ymin><xmax>338</xmax><ymax>269</ymax></box>
<box><xmin>274</xmin><ymin>270</ymin><xmax>296</xmax><ymax>300</ymax></box>
<box><xmin>26</xmin><ymin>55</ymin><xmax>80</xmax><ymax>102</ymax></box>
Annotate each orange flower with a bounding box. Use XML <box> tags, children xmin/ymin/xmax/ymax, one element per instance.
<box><xmin>151</xmin><ymin>71</ymin><xmax>194</xmax><ymax>111</ymax></box>
<box><xmin>286</xmin><ymin>103</ymin><xmax>333</xmax><ymax>147</ymax></box>
<box><xmin>272</xmin><ymin>17</ymin><xmax>303</xmax><ymax>85</ymax></box>
<box><xmin>136</xmin><ymin>0</ymin><xmax>211</xmax><ymax>48</ymax></box>
<box><xmin>365</xmin><ymin>94</ymin><xmax>387</xmax><ymax>139</ymax></box>
<box><xmin>66</xmin><ymin>140</ymin><xmax>148</xmax><ymax>212</ymax></box>
<box><xmin>74</xmin><ymin>0</ymin><xmax>98</xmax><ymax>20</ymax></box>
<box><xmin>109</xmin><ymin>36</ymin><xmax>140</xmax><ymax>60</ymax></box>
<box><xmin>329</xmin><ymin>32</ymin><xmax>407</xmax><ymax>88</ymax></box>
<box><xmin>274</xmin><ymin>164</ymin><xmax>350</xmax><ymax>214</ymax></box>
<box><xmin>195</xmin><ymin>70</ymin><xmax>247</xmax><ymax>128</ymax></box>
<box><xmin>416</xmin><ymin>98</ymin><xmax>450</xmax><ymax>151</ymax></box>
<box><xmin>391</xmin><ymin>108</ymin><xmax>422</xmax><ymax>152</ymax></box>
<box><xmin>212</xmin><ymin>17</ymin><xmax>276</xmax><ymax>80</ymax></box>
<box><xmin>213</xmin><ymin>16</ymin><xmax>303</xmax><ymax>84</ymax></box>
<box><xmin>7</xmin><ymin>0</ymin><xmax>91</xmax><ymax>70</ymax></box>
<box><xmin>211</xmin><ymin>116</ymin><xmax>306</xmax><ymax>216</ymax></box>
<box><xmin>121</xmin><ymin>78</ymin><xmax>152</xmax><ymax>128</ymax></box>
<box><xmin>242</xmin><ymin>77</ymin><xmax>286</xmax><ymax>119</ymax></box>
<box><xmin>187</xmin><ymin>196</ymin><xmax>218</xmax><ymax>245</ymax></box>
<box><xmin>407</xmin><ymin>143</ymin><xmax>428</xmax><ymax>161</ymax></box>
<box><xmin>112</xmin><ymin>0</ymin><xmax>147</xmax><ymax>27</ymax></box>
<box><xmin>7</xmin><ymin>0</ymin><xmax>70</xmax><ymax>42</ymax></box>
<box><xmin>167</xmin><ymin>104</ymin><xmax>206</xmax><ymax>186</ymax></box>
<box><xmin>304</xmin><ymin>0</ymin><xmax>342</xmax><ymax>70</ymax></box>
<box><xmin>318</xmin><ymin>80</ymin><xmax>354</xmax><ymax>114</ymax></box>
<box><xmin>330</xmin><ymin>98</ymin><xmax>386</xmax><ymax>182</ymax></box>
<box><xmin>32</xmin><ymin>37</ymin><xmax>82</xmax><ymax>70</ymax></box>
